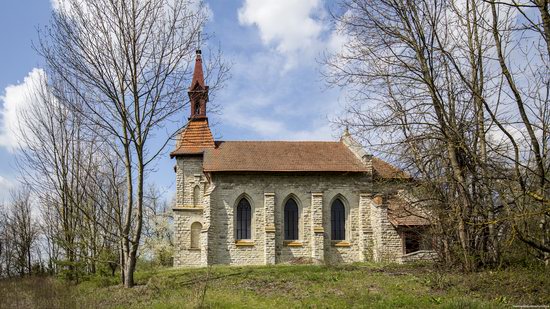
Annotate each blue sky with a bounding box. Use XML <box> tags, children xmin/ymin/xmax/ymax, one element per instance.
<box><xmin>0</xmin><ymin>0</ymin><xmax>347</xmax><ymax>201</ymax></box>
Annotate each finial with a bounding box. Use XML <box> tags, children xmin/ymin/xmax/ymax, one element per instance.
<box><xmin>196</xmin><ymin>31</ymin><xmax>202</xmax><ymax>54</ymax></box>
<box><xmin>344</xmin><ymin>125</ymin><xmax>350</xmax><ymax>136</ymax></box>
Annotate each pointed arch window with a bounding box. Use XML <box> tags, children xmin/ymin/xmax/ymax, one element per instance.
<box><xmin>193</xmin><ymin>185</ymin><xmax>201</xmax><ymax>207</ymax></box>
<box><xmin>331</xmin><ymin>199</ymin><xmax>346</xmax><ymax>241</ymax></box>
<box><xmin>236</xmin><ymin>198</ymin><xmax>251</xmax><ymax>240</ymax></box>
<box><xmin>190</xmin><ymin>222</ymin><xmax>202</xmax><ymax>249</ymax></box>
<box><xmin>284</xmin><ymin>198</ymin><xmax>299</xmax><ymax>240</ymax></box>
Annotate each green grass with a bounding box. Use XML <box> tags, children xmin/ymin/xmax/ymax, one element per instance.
<box><xmin>1</xmin><ymin>263</ymin><xmax>548</xmax><ymax>308</ymax></box>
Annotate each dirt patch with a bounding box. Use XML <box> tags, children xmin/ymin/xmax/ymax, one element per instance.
<box><xmin>237</xmin><ymin>277</ymin><xmax>310</xmax><ymax>300</ymax></box>
<box><xmin>281</xmin><ymin>257</ymin><xmax>323</xmax><ymax>265</ymax></box>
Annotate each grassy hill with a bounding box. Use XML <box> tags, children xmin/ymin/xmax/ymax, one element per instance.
<box><xmin>1</xmin><ymin>262</ymin><xmax>548</xmax><ymax>308</ymax></box>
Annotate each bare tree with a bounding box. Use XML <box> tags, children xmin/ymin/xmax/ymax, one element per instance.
<box><xmin>484</xmin><ymin>0</ymin><xmax>550</xmax><ymax>263</ymax></box>
<box><xmin>16</xmin><ymin>73</ymin><xmax>99</xmax><ymax>280</ymax></box>
<box><xmin>0</xmin><ymin>189</ymin><xmax>39</xmax><ymax>277</ymax></box>
<box><xmin>37</xmin><ymin>0</ymin><xmax>226</xmax><ymax>287</ymax></box>
<box><xmin>142</xmin><ymin>185</ymin><xmax>173</xmax><ymax>267</ymax></box>
<box><xmin>324</xmin><ymin>0</ymin><xmax>550</xmax><ymax>268</ymax></box>
<box><xmin>15</xmin><ymin>68</ymin><xmax>128</xmax><ymax>281</ymax></box>
<box><xmin>0</xmin><ymin>203</ymin><xmax>8</xmax><ymax>277</ymax></box>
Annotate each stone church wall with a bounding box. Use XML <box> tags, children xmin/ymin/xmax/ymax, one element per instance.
<box><xmin>208</xmin><ymin>173</ymin><xmax>372</xmax><ymax>265</ymax></box>
<box><xmin>173</xmin><ymin>209</ymin><xmax>203</xmax><ymax>266</ymax></box>
<box><xmin>173</xmin><ymin>157</ymin><xmax>207</xmax><ymax>267</ymax></box>
<box><xmin>370</xmin><ymin>195</ymin><xmax>403</xmax><ymax>262</ymax></box>
<box><xmin>173</xmin><ymin>157</ymin><xmax>414</xmax><ymax>267</ymax></box>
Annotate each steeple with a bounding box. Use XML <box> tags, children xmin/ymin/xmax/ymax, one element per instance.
<box><xmin>188</xmin><ymin>49</ymin><xmax>209</xmax><ymax>120</ymax></box>
<box><xmin>170</xmin><ymin>47</ymin><xmax>215</xmax><ymax>157</ymax></box>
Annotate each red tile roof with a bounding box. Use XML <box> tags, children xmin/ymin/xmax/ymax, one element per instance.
<box><xmin>171</xmin><ymin>131</ymin><xmax>411</xmax><ymax>179</ymax></box>
<box><xmin>387</xmin><ymin>195</ymin><xmax>430</xmax><ymax>226</ymax></box>
<box><xmin>372</xmin><ymin>157</ymin><xmax>411</xmax><ymax>180</ymax></box>
<box><xmin>170</xmin><ymin>119</ymin><xmax>214</xmax><ymax>156</ymax></box>
<box><xmin>202</xmin><ymin>141</ymin><xmax>369</xmax><ymax>172</ymax></box>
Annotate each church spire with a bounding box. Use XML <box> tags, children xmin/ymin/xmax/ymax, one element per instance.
<box><xmin>190</xmin><ymin>50</ymin><xmax>205</xmax><ymax>89</ymax></box>
<box><xmin>171</xmin><ymin>46</ymin><xmax>215</xmax><ymax>157</ymax></box>
<box><xmin>188</xmin><ymin>47</ymin><xmax>208</xmax><ymax>120</ymax></box>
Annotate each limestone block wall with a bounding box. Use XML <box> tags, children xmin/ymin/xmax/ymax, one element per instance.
<box><xmin>310</xmin><ymin>193</ymin><xmax>324</xmax><ymax>262</ymax></box>
<box><xmin>173</xmin><ymin>208</ymin><xmax>204</xmax><ymax>267</ymax></box>
<box><xmin>264</xmin><ymin>193</ymin><xmax>276</xmax><ymax>265</ymax></box>
<box><xmin>201</xmin><ymin>185</ymin><xmax>214</xmax><ymax>265</ymax></box>
<box><xmin>208</xmin><ymin>173</ymin><xmax>372</xmax><ymax>266</ymax></box>
<box><xmin>175</xmin><ymin>157</ymin><xmax>206</xmax><ymax>207</ymax></box>
<box><xmin>277</xmin><ymin>192</ymin><xmax>311</xmax><ymax>263</ymax></box>
<box><xmin>370</xmin><ymin>195</ymin><xmax>403</xmax><ymax>262</ymax></box>
<box><xmin>324</xmin><ymin>192</ymin><xmax>363</xmax><ymax>264</ymax></box>
<box><xmin>359</xmin><ymin>194</ymin><xmax>374</xmax><ymax>260</ymax></box>
<box><xmin>172</xmin><ymin>159</ymin><xmax>414</xmax><ymax>267</ymax></box>
<box><xmin>173</xmin><ymin>156</ymin><xmax>208</xmax><ymax>267</ymax></box>
<box><xmin>208</xmin><ymin>180</ymin><xmax>266</xmax><ymax>265</ymax></box>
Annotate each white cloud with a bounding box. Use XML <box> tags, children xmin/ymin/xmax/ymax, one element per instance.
<box><xmin>50</xmin><ymin>0</ymin><xmax>60</xmax><ymax>11</ymax></box>
<box><xmin>238</xmin><ymin>0</ymin><xmax>324</xmax><ymax>69</ymax></box>
<box><xmin>50</xmin><ymin>0</ymin><xmax>79</xmax><ymax>15</ymax></box>
<box><xmin>221</xmin><ymin>106</ymin><xmax>334</xmax><ymax>141</ymax></box>
<box><xmin>0</xmin><ymin>68</ymin><xmax>45</xmax><ymax>152</ymax></box>
<box><xmin>51</xmin><ymin>0</ymin><xmax>213</xmax><ymax>20</ymax></box>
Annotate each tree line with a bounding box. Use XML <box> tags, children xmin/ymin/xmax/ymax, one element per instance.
<box><xmin>324</xmin><ymin>0</ymin><xmax>550</xmax><ymax>270</ymax></box>
<box><xmin>0</xmin><ymin>0</ymin><xmax>226</xmax><ymax>287</ymax></box>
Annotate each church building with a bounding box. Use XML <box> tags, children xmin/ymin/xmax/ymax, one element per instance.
<box><xmin>170</xmin><ymin>50</ymin><xmax>436</xmax><ymax>267</ymax></box>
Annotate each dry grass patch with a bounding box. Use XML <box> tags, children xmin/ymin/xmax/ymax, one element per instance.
<box><xmin>0</xmin><ymin>263</ymin><xmax>548</xmax><ymax>308</ymax></box>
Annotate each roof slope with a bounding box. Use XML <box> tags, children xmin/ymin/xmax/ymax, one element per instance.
<box><xmin>387</xmin><ymin>195</ymin><xmax>430</xmax><ymax>226</ymax></box>
<box><xmin>171</xmin><ymin>119</ymin><xmax>215</xmax><ymax>156</ymax></box>
<box><xmin>372</xmin><ymin>157</ymin><xmax>411</xmax><ymax>180</ymax></box>
<box><xmin>202</xmin><ymin>141</ymin><xmax>369</xmax><ymax>172</ymax></box>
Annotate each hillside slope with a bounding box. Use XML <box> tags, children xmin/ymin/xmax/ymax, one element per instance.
<box><xmin>1</xmin><ymin>263</ymin><xmax>548</xmax><ymax>308</ymax></box>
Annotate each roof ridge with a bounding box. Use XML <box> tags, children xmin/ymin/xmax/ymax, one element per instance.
<box><xmin>214</xmin><ymin>140</ymin><xmax>342</xmax><ymax>143</ymax></box>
